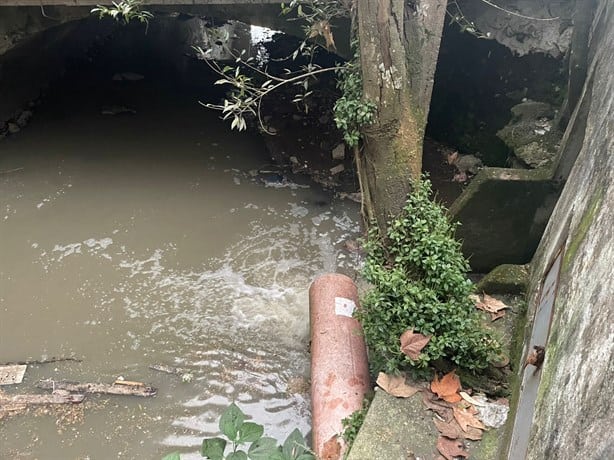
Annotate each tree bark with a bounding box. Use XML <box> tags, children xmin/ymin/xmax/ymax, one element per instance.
<box><xmin>356</xmin><ymin>0</ymin><xmax>447</xmax><ymax>231</ymax></box>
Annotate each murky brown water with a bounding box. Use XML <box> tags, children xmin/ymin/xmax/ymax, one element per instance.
<box><xmin>0</xmin><ymin>59</ymin><xmax>360</xmax><ymax>459</ymax></box>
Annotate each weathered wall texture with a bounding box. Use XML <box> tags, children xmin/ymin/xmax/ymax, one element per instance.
<box><xmin>0</xmin><ymin>6</ymin><xmax>91</xmax><ymax>55</ymax></box>
<box><xmin>515</xmin><ymin>2</ymin><xmax>613</xmax><ymax>458</ymax></box>
<box><xmin>0</xmin><ymin>16</ymin><xmax>116</xmax><ymax>122</ymax></box>
<box><xmin>457</xmin><ymin>0</ymin><xmax>574</xmax><ymax>57</ymax></box>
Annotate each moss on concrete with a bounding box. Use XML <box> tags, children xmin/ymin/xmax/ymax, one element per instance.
<box><xmin>562</xmin><ymin>186</ymin><xmax>604</xmax><ymax>271</ymax></box>
<box><xmin>476</xmin><ymin>264</ymin><xmax>530</xmax><ymax>294</ymax></box>
<box><xmin>471</xmin><ymin>427</ymin><xmax>500</xmax><ymax>460</ymax></box>
<box><xmin>497</xmin><ymin>297</ymin><xmax>529</xmax><ymax>458</ymax></box>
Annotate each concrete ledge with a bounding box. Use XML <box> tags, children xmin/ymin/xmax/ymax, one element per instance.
<box><xmin>347</xmin><ymin>389</ymin><xmax>438</xmax><ymax>460</ymax></box>
<box><xmin>0</xmin><ymin>1</ymin><xmax>283</xmax><ymax>5</ymax></box>
<box><xmin>449</xmin><ymin>167</ymin><xmax>559</xmax><ymax>272</ymax></box>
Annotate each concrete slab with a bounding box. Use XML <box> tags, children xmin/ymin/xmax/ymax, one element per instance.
<box><xmin>347</xmin><ymin>389</ymin><xmax>438</xmax><ymax>460</ymax></box>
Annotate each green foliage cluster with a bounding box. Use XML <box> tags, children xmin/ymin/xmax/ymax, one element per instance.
<box><xmin>341</xmin><ymin>399</ymin><xmax>370</xmax><ymax>453</ymax></box>
<box><xmin>280</xmin><ymin>0</ymin><xmax>348</xmax><ymax>27</ymax></box>
<box><xmin>91</xmin><ymin>0</ymin><xmax>153</xmax><ymax>28</ymax></box>
<box><xmin>356</xmin><ymin>178</ymin><xmax>501</xmax><ymax>373</ymax></box>
<box><xmin>164</xmin><ymin>403</ymin><xmax>314</xmax><ymax>460</ymax></box>
<box><xmin>333</xmin><ymin>52</ymin><xmax>375</xmax><ymax>147</ymax></box>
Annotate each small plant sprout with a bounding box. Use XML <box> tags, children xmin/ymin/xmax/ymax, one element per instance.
<box><xmin>164</xmin><ymin>403</ymin><xmax>314</xmax><ymax>460</ymax></box>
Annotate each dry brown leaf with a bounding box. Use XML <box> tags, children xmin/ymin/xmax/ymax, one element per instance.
<box><xmin>460</xmin><ymin>391</ymin><xmax>487</xmax><ymax>407</ymax></box>
<box><xmin>471</xmin><ymin>293</ymin><xmax>509</xmax><ymax>320</ymax></box>
<box><xmin>433</xmin><ymin>417</ymin><xmax>463</xmax><ymax>439</ymax></box>
<box><xmin>437</xmin><ymin>436</ymin><xmax>469</xmax><ymax>460</ymax></box>
<box><xmin>490</xmin><ymin>310</ymin><xmax>506</xmax><ymax>321</ymax></box>
<box><xmin>431</xmin><ymin>371</ymin><xmax>462</xmax><ymax>403</ymax></box>
<box><xmin>468</xmin><ymin>294</ymin><xmax>481</xmax><ymax>304</ymax></box>
<box><xmin>434</xmin><ymin>415</ymin><xmax>483</xmax><ymax>441</ymax></box>
<box><xmin>453</xmin><ymin>406</ymin><xmax>486</xmax><ymax>432</ymax></box>
<box><xmin>309</xmin><ymin>20</ymin><xmax>336</xmax><ymax>51</ymax></box>
<box><xmin>476</xmin><ymin>293</ymin><xmax>509</xmax><ymax>313</ymax></box>
<box><xmin>492</xmin><ymin>355</ymin><xmax>510</xmax><ymax>368</ymax></box>
<box><xmin>463</xmin><ymin>426</ymin><xmax>484</xmax><ymax>441</ymax></box>
<box><xmin>422</xmin><ymin>391</ymin><xmax>454</xmax><ymax>421</ymax></box>
<box><xmin>376</xmin><ymin>372</ymin><xmax>419</xmax><ymax>398</ymax></box>
<box><xmin>400</xmin><ymin>329</ymin><xmax>431</xmax><ymax>360</ymax></box>
<box><xmin>321</xmin><ymin>436</ymin><xmax>341</xmax><ymax>460</ymax></box>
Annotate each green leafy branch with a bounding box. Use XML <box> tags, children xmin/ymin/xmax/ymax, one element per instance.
<box><xmin>91</xmin><ymin>0</ymin><xmax>153</xmax><ymax>30</ymax></box>
<box><xmin>196</xmin><ymin>44</ymin><xmax>344</xmax><ymax>134</ymax></box>
<box><xmin>197</xmin><ymin>0</ymin><xmax>374</xmax><ymax>140</ymax></box>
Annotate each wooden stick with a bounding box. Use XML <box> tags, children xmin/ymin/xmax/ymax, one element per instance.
<box><xmin>0</xmin><ymin>357</ymin><xmax>82</xmax><ymax>366</ymax></box>
<box><xmin>0</xmin><ymin>167</ymin><xmax>24</xmax><ymax>175</ymax></box>
<box><xmin>36</xmin><ymin>379</ymin><xmax>157</xmax><ymax>397</ymax></box>
<box><xmin>0</xmin><ymin>391</ymin><xmax>85</xmax><ymax>406</ymax></box>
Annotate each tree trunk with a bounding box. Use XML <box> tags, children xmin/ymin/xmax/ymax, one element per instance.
<box><xmin>356</xmin><ymin>0</ymin><xmax>447</xmax><ymax>231</ymax></box>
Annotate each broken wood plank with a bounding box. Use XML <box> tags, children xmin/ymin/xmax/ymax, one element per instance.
<box><xmin>0</xmin><ymin>390</ymin><xmax>85</xmax><ymax>406</ymax></box>
<box><xmin>36</xmin><ymin>379</ymin><xmax>157</xmax><ymax>397</ymax></box>
<box><xmin>113</xmin><ymin>379</ymin><xmax>146</xmax><ymax>387</ymax></box>
<box><xmin>0</xmin><ymin>365</ymin><xmax>27</xmax><ymax>385</ymax></box>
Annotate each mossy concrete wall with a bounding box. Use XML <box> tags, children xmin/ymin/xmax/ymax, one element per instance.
<box><xmin>506</xmin><ymin>2</ymin><xmax>614</xmax><ymax>458</ymax></box>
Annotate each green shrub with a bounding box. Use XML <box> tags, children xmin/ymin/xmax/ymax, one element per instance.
<box><xmin>356</xmin><ymin>178</ymin><xmax>500</xmax><ymax>373</ymax></box>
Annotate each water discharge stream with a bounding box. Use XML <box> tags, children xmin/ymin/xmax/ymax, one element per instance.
<box><xmin>0</xmin><ymin>62</ymin><xmax>360</xmax><ymax>459</ymax></box>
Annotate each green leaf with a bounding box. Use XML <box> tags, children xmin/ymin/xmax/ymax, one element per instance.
<box><xmin>282</xmin><ymin>429</ymin><xmax>307</xmax><ymax>458</ymax></box>
<box><xmin>162</xmin><ymin>453</ymin><xmax>181</xmax><ymax>460</ymax></box>
<box><xmin>227</xmin><ymin>452</ymin><xmax>248</xmax><ymax>460</ymax></box>
<box><xmin>219</xmin><ymin>403</ymin><xmax>246</xmax><ymax>441</ymax></box>
<box><xmin>238</xmin><ymin>422</ymin><xmax>264</xmax><ymax>443</ymax></box>
<box><xmin>248</xmin><ymin>437</ymin><xmax>282</xmax><ymax>460</ymax></box>
<box><xmin>201</xmin><ymin>437</ymin><xmax>226</xmax><ymax>460</ymax></box>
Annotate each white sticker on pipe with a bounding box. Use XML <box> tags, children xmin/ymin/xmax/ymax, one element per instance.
<box><xmin>335</xmin><ymin>297</ymin><xmax>356</xmax><ymax>317</ymax></box>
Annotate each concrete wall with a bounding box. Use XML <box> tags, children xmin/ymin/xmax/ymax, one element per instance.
<box><xmin>509</xmin><ymin>2</ymin><xmax>613</xmax><ymax>458</ymax></box>
<box><xmin>456</xmin><ymin>0</ymin><xmax>574</xmax><ymax>57</ymax></box>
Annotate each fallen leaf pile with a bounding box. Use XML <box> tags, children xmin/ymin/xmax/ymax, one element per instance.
<box><xmin>375</xmin><ymin>369</ymin><xmax>505</xmax><ymax>459</ymax></box>
<box><xmin>469</xmin><ymin>293</ymin><xmax>509</xmax><ymax>321</ymax></box>
<box><xmin>423</xmin><ymin>371</ymin><xmax>491</xmax><ymax>459</ymax></box>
